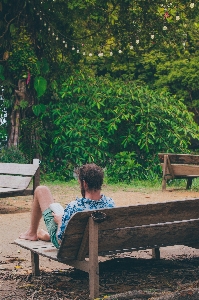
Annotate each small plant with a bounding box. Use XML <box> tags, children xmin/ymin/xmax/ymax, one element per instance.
<box><xmin>0</xmin><ymin>146</ymin><xmax>28</xmax><ymax>163</ymax></box>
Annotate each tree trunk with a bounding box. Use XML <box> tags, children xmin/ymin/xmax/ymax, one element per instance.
<box><xmin>8</xmin><ymin>80</ymin><xmax>27</xmax><ymax>147</ymax></box>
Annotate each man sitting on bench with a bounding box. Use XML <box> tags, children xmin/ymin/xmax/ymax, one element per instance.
<box><xmin>19</xmin><ymin>163</ymin><xmax>115</xmax><ymax>248</ymax></box>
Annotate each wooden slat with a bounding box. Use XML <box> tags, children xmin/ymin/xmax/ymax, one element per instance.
<box><xmin>14</xmin><ymin>239</ymin><xmax>58</xmax><ymax>260</ymax></box>
<box><xmin>0</xmin><ymin>189</ymin><xmax>33</xmax><ymax>197</ymax></box>
<box><xmin>0</xmin><ymin>162</ymin><xmax>39</xmax><ymax>176</ymax></box>
<box><xmin>58</xmin><ymin>198</ymin><xmax>199</xmax><ymax>259</ymax></box>
<box><xmin>160</xmin><ymin>163</ymin><xmax>199</xmax><ymax>176</ymax></box>
<box><xmin>158</xmin><ymin>153</ymin><xmax>199</xmax><ymax>164</ymax></box>
<box><xmin>97</xmin><ymin>219</ymin><xmax>199</xmax><ymax>252</ymax></box>
<box><xmin>0</xmin><ymin>175</ymin><xmax>32</xmax><ymax>189</ymax></box>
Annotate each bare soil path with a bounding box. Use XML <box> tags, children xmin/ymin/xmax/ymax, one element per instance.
<box><xmin>1</xmin><ymin>184</ymin><xmax>199</xmax><ymax>299</ymax></box>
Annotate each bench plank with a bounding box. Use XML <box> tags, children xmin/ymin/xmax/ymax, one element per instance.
<box><xmin>159</xmin><ymin>153</ymin><xmax>199</xmax><ymax>164</ymax></box>
<box><xmin>0</xmin><ymin>163</ymin><xmax>39</xmax><ymax>176</ymax></box>
<box><xmin>160</xmin><ymin>164</ymin><xmax>199</xmax><ymax>176</ymax></box>
<box><xmin>0</xmin><ymin>175</ymin><xmax>32</xmax><ymax>189</ymax></box>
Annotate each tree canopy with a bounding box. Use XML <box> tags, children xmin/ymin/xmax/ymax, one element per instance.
<box><xmin>1</xmin><ymin>0</ymin><xmax>199</xmax><ymax>181</ymax></box>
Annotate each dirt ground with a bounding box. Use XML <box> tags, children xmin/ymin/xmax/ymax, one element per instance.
<box><xmin>1</xmin><ymin>184</ymin><xmax>199</xmax><ymax>299</ymax></box>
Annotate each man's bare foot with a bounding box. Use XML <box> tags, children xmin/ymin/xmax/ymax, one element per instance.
<box><xmin>37</xmin><ymin>229</ymin><xmax>50</xmax><ymax>242</ymax></box>
<box><xmin>19</xmin><ymin>230</ymin><xmax>38</xmax><ymax>241</ymax></box>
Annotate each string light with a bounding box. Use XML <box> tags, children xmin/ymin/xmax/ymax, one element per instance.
<box><xmin>33</xmin><ymin>2</ymin><xmax>196</xmax><ymax>59</ymax></box>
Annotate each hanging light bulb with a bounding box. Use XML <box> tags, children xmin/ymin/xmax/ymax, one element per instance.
<box><xmin>77</xmin><ymin>49</ymin><xmax>80</xmax><ymax>53</ymax></box>
<box><xmin>48</xmin><ymin>27</ymin><xmax>51</xmax><ymax>31</ymax></box>
<box><xmin>151</xmin><ymin>34</ymin><xmax>155</xmax><ymax>39</ymax></box>
<box><xmin>110</xmin><ymin>51</ymin><xmax>113</xmax><ymax>56</ymax></box>
<box><xmin>89</xmin><ymin>53</ymin><xmax>93</xmax><ymax>57</ymax></box>
<box><xmin>83</xmin><ymin>51</ymin><xmax>86</xmax><ymax>55</ymax></box>
<box><xmin>163</xmin><ymin>25</ymin><xmax>168</xmax><ymax>30</ymax></box>
<box><xmin>130</xmin><ymin>44</ymin><xmax>134</xmax><ymax>49</ymax></box>
<box><xmin>65</xmin><ymin>43</ymin><xmax>68</xmax><ymax>48</ymax></box>
<box><xmin>72</xmin><ymin>46</ymin><xmax>75</xmax><ymax>50</ymax></box>
<box><xmin>44</xmin><ymin>22</ymin><xmax>46</xmax><ymax>26</ymax></box>
<box><xmin>118</xmin><ymin>49</ymin><xmax>122</xmax><ymax>53</ymax></box>
<box><xmin>52</xmin><ymin>32</ymin><xmax>55</xmax><ymax>36</ymax></box>
<box><xmin>190</xmin><ymin>3</ymin><xmax>195</xmax><ymax>8</ymax></box>
<box><xmin>56</xmin><ymin>36</ymin><xmax>58</xmax><ymax>40</ymax></box>
<box><xmin>176</xmin><ymin>14</ymin><xmax>180</xmax><ymax>20</ymax></box>
<box><xmin>63</xmin><ymin>40</ymin><xmax>65</xmax><ymax>43</ymax></box>
<box><xmin>136</xmin><ymin>39</ymin><xmax>139</xmax><ymax>44</ymax></box>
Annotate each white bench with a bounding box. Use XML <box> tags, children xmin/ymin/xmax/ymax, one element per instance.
<box><xmin>0</xmin><ymin>159</ymin><xmax>40</xmax><ymax>197</ymax></box>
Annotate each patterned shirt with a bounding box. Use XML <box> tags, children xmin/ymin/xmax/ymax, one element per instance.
<box><xmin>57</xmin><ymin>195</ymin><xmax>115</xmax><ymax>242</ymax></box>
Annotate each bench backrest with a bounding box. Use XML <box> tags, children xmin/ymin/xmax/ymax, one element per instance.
<box><xmin>158</xmin><ymin>153</ymin><xmax>199</xmax><ymax>177</ymax></box>
<box><xmin>0</xmin><ymin>159</ymin><xmax>40</xmax><ymax>191</ymax></box>
<box><xmin>158</xmin><ymin>153</ymin><xmax>199</xmax><ymax>164</ymax></box>
<box><xmin>58</xmin><ymin>198</ymin><xmax>199</xmax><ymax>260</ymax></box>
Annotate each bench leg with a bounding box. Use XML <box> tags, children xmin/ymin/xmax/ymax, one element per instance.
<box><xmin>152</xmin><ymin>247</ymin><xmax>160</xmax><ymax>259</ymax></box>
<box><xmin>31</xmin><ymin>251</ymin><xmax>40</xmax><ymax>276</ymax></box>
<box><xmin>162</xmin><ymin>177</ymin><xmax>167</xmax><ymax>191</ymax></box>
<box><xmin>186</xmin><ymin>178</ymin><xmax>193</xmax><ymax>189</ymax></box>
<box><xmin>89</xmin><ymin>217</ymin><xmax>99</xmax><ymax>299</ymax></box>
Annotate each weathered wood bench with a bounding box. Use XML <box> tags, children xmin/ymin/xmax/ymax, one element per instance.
<box><xmin>15</xmin><ymin>198</ymin><xmax>199</xmax><ymax>299</ymax></box>
<box><xmin>159</xmin><ymin>153</ymin><xmax>199</xmax><ymax>191</ymax></box>
<box><xmin>0</xmin><ymin>159</ymin><xmax>40</xmax><ymax>198</ymax></box>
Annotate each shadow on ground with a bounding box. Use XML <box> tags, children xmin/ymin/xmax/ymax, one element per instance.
<box><xmin>2</xmin><ymin>256</ymin><xmax>199</xmax><ymax>299</ymax></box>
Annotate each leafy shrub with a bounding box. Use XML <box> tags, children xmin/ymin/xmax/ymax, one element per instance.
<box><xmin>0</xmin><ymin>146</ymin><xmax>28</xmax><ymax>163</ymax></box>
<box><xmin>42</xmin><ymin>72</ymin><xmax>199</xmax><ymax>182</ymax></box>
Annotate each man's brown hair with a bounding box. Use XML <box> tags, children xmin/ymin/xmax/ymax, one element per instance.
<box><xmin>78</xmin><ymin>163</ymin><xmax>104</xmax><ymax>191</ymax></box>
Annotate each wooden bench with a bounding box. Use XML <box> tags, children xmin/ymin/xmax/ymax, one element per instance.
<box><xmin>159</xmin><ymin>153</ymin><xmax>199</xmax><ymax>191</ymax></box>
<box><xmin>15</xmin><ymin>198</ymin><xmax>199</xmax><ymax>299</ymax></box>
<box><xmin>0</xmin><ymin>159</ymin><xmax>40</xmax><ymax>198</ymax></box>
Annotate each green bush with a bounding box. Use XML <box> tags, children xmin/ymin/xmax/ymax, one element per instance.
<box><xmin>42</xmin><ymin>72</ymin><xmax>199</xmax><ymax>182</ymax></box>
<box><xmin>0</xmin><ymin>146</ymin><xmax>28</xmax><ymax>163</ymax></box>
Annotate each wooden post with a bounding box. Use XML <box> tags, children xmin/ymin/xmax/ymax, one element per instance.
<box><xmin>162</xmin><ymin>155</ymin><xmax>168</xmax><ymax>191</ymax></box>
<box><xmin>33</xmin><ymin>159</ymin><xmax>40</xmax><ymax>193</ymax></box>
<box><xmin>186</xmin><ymin>177</ymin><xmax>193</xmax><ymax>190</ymax></box>
<box><xmin>152</xmin><ymin>247</ymin><xmax>160</xmax><ymax>259</ymax></box>
<box><xmin>31</xmin><ymin>251</ymin><xmax>40</xmax><ymax>275</ymax></box>
<box><xmin>89</xmin><ymin>217</ymin><xmax>99</xmax><ymax>299</ymax></box>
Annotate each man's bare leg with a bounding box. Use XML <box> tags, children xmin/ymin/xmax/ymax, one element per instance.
<box><xmin>19</xmin><ymin>186</ymin><xmax>54</xmax><ymax>241</ymax></box>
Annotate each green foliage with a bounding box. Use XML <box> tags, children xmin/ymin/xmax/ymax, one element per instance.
<box><xmin>34</xmin><ymin>76</ymin><xmax>47</xmax><ymax>98</ymax></box>
<box><xmin>7</xmin><ymin>27</ymin><xmax>39</xmax><ymax>79</ymax></box>
<box><xmin>0</xmin><ymin>146</ymin><xmax>28</xmax><ymax>163</ymax></box>
<box><xmin>43</xmin><ymin>73</ymin><xmax>199</xmax><ymax>182</ymax></box>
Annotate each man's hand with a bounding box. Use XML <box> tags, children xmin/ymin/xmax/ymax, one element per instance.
<box><xmin>52</xmin><ymin>212</ymin><xmax>62</xmax><ymax>228</ymax></box>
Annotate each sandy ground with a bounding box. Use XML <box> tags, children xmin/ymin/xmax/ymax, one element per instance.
<box><xmin>1</xmin><ymin>184</ymin><xmax>199</xmax><ymax>299</ymax></box>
